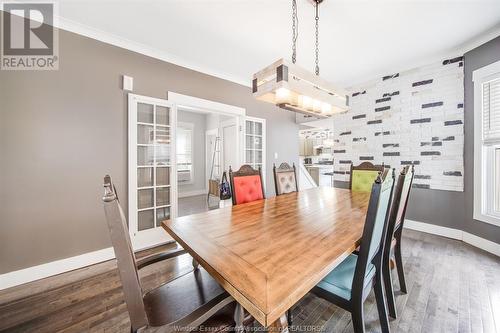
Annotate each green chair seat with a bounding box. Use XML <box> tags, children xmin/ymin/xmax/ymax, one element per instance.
<box><xmin>316</xmin><ymin>254</ymin><xmax>375</xmax><ymax>300</ymax></box>
<box><xmin>351</xmin><ymin>170</ymin><xmax>380</xmax><ymax>192</ymax></box>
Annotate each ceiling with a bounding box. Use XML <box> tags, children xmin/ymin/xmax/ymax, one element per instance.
<box><xmin>56</xmin><ymin>0</ymin><xmax>500</xmax><ymax>88</ymax></box>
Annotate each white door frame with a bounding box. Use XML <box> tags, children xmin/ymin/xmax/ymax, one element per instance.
<box><xmin>205</xmin><ymin>128</ymin><xmax>219</xmax><ymax>187</ymax></box>
<box><xmin>128</xmin><ymin>93</ymin><xmax>177</xmax><ymax>250</ymax></box>
<box><xmin>220</xmin><ymin>118</ymin><xmax>238</xmax><ymax>173</ymax></box>
<box><xmin>167</xmin><ymin>92</ymin><xmax>246</xmax><ymax>172</ymax></box>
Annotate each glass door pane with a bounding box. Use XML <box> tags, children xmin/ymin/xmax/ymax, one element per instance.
<box><xmin>138</xmin><ymin>103</ymin><xmax>154</xmax><ymax>123</ymax></box>
<box><xmin>255</xmin><ymin>122</ymin><xmax>262</xmax><ymax>136</ymax></box>
<box><xmin>133</xmin><ymin>100</ymin><xmax>174</xmax><ymax>234</ymax></box>
<box><xmin>245</xmin><ymin>119</ymin><xmax>263</xmax><ymax>170</ymax></box>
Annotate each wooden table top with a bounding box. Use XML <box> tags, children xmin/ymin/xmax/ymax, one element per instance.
<box><xmin>162</xmin><ymin>187</ymin><xmax>370</xmax><ymax>326</ymax></box>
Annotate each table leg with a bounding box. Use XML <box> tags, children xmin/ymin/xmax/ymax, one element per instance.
<box><xmin>267</xmin><ymin>314</ymin><xmax>289</xmax><ymax>333</ymax></box>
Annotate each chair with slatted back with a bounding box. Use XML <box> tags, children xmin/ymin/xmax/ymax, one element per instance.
<box><xmin>350</xmin><ymin>162</ymin><xmax>385</xmax><ymax>192</ymax></box>
<box><xmin>383</xmin><ymin>165</ymin><xmax>415</xmax><ymax>319</ymax></box>
<box><xmin>312</xmin><ymin>168</ymin><xmax>395</xmax><ymax>333</ymax></box>
<box><xmin>273</xmin><ymin>162</ymin><xmax>298</xmax><ymax>196</ymax></box>
<box><xmin>101</xmin><ymin>175</ymin><xmax>245</xmax><ymax>333</ymax></box>
<box><xmin>229</xmin><ymin>165</ymin><xmax>265</xmax><ymax>205</ymax></box>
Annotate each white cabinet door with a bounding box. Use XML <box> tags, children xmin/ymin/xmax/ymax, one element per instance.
<box><xmin>128</xmin><ymin>94</ymin><xmax>177</xmax><ymax>250</ymax></box>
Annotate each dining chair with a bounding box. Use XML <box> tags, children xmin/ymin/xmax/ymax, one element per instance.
<box><xmin>350</xmin><ymin>162</ymin><xmax>385</xmax><ymax>192</ymax></box>
<box><xmin>273</xmin><ymin>162</ymin><xmax>298</xmax><ymax>196</ymax></box>
<box><xmin>383</xmin><ymin>165</ymin><xmax>415</xmax><ymax>319</ymax></box>
<box><xmin>229</xmin><ymin>164</ymin><xmax>265</xmax><ymax>205</ymax></box>
<box><xmin>101</xmin><ymin>175</ymin><xmax>244</xmax><ymax>333</ymax></box>
<box><xmin>312</xmin><ymin>168</ymin><xmax>395</xmax><ymax>333</ymax></box>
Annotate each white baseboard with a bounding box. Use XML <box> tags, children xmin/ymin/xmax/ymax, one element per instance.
<box><xmin>404</xmin><ymin>219</ymin><xmax>463</xmax><ymax>240</ymax></box>
<box><xmin>0</xmin><ymin>247</ymin><xmax>115</xmax><ymax>291</ymax></box>
<box><xmin>178</xmin><ymin>189</ymin><xmax>207</xmax><ymax>198</ymax></box>
<box><xmin>404</xmin><ymin>219</ymin><xmax>500</xmax><ymax>257</ymax></box>
<box><xmin>0</xmin><ymin>238</ymin><xmax>174</xmax><ymax>291</ymax></box>
<box><xmin>462</xmin><ymin>231</ymin><xmax>500</xmax><ymax>257</ymax></box>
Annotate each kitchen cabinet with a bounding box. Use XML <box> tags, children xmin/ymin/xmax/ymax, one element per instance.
<box><xmin>319</xmin><ymin>173</ymin><xmax>333</xmax><ymax>187</ymax></box>
<box><xmin>299</xmin><ymin>138</ymin><xmax>317</xmax><ymax>156</ymax></box>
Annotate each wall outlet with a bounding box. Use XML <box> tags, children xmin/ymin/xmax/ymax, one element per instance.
<box><xmin>274</xmin><ymin>152</ymin><xmax>278</xmax><ymax>159</ymax></box>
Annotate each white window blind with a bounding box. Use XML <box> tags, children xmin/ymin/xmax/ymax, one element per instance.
<box><xmin>483</xmin><ymin>78</ymin><xmax>500</xmax><ymax>144</ymax></box>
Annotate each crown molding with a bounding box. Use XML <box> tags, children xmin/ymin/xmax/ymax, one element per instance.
<box><xmin>55</xmin><ymin>16</ymin><xmax>251</xmax><ymax>88</ymax></box>
<box><xmin>54</xmin><ymin>16</ymin><xmax>498</xmax><ymax>90</ymax></box>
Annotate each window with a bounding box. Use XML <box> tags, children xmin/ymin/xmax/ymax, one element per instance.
<box><xmin>177</xmin><ymin>123</ymin><xmax>194</xmax><ymax>184</ymax></box>
<box><xmin>473</xmin><ymin>60</ymin><xmax>500</xmax><ymax>226</ymax></box>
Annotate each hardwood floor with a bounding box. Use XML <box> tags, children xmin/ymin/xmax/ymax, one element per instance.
<box><xmin>0</xmin><ymin>230</ymin><xmax>499</xmax><ymax>333</ymax></box>
<box><xmin>178</xmin><ymin>194</ymin><xmax>219</xmax><ymax>217</ymax></box>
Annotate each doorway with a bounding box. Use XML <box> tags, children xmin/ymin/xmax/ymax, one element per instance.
<box><xmin>221</xmin><ymin>118</ymin><xmax>238</xmax><ymax>173</ymax></box>
<box><xmin>168</xmin><ymin>93</ymin><xmax>245</xmax><ymax>217</ymax></box>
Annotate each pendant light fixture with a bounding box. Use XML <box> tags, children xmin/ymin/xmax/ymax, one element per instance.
<box><xmin>252</xmin><ymin>0</ymin><xmax>349</xmax><ymax>119</ymax></box>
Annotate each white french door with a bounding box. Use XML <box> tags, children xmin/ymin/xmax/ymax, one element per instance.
<box><xmin>244</xmin><ymin>116</ymin><xmax>266</xmax><ymax>189</ymax></box>
<box><xmin>128</xmin><ymin>94</ymin><xmax>177</xmax><ymax>250</ymax></box>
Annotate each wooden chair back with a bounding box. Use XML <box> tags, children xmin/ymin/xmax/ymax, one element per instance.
<box><xmin>273</xmin><ymin>162</ymin><xmax>298</xmax><ymax>196</ymax></box>
<box><xmin>350</xmin><ymin>162</ymin><xmax>385</xmax><ymax>192</ymax></box>
<box><xmin>386</xmin><ymin>165</ymin><xmax>415</xmax><ymax>241</ymax></box>
<box><xmin>352</xmin><ymin>168</ymin><xmax>395</xmax><ymax>298</ymax></box>
<box><xmin>102</xmin><ymin>175</ymin><xmax>148</xmax><ymax>331</ymax></box>
<box><xmin>229</xmin><ymin>165</ymin><xmax>265</xmax><ymax>205</ymax></box>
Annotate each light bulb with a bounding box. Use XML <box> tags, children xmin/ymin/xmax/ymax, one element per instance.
<box><xmin>313</xmin><ymin>99</ymin><xmax>322</xmax><ymax>112</ymax></box>
<box><xmin>321</xmin><ymin>103</ymin><xmax>332</xmax><ymax>114</ymax></box>
<box><xmin>301</xmin><ymin>95</ymin><xmax>312</xmax><ymax>110</ymax></box>
<box><xmin>275</xmin><ymin>87</ymin><xmax>290</xmax><ymax>104</ymax></box>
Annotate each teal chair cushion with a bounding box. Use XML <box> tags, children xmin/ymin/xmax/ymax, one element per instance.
<box><xmin>351</xmin><ymin>170</ymin><xmax>380</xmax><ymax>192</ymax></box>
<box><xmin>316</xmin><ymin>254</ymin><xmax>375</xmax><ymax>300</ymax></box>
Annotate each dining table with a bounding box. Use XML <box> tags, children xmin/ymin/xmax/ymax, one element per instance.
<box><xmin>162</xmin><ymin>187</ymin><xmax>371</xmax><ymax>331</ymax></box>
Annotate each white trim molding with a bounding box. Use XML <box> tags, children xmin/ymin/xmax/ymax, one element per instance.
<box><xmin>472</xmin><ymin>60</ymin><xmax>500</xmax><ymax>227</ymax></box>
<box><xmin>462</xmin><ymin>231</ymin><xmax>500</xmax><ymax>257</ymax></box>
<box><xmin>57</xmin><ymin>17</ymin><xmax>250</xmax><ymax>87</ymax></box>
<box><xmin>404</xmin><ymin>219</ymin><xmax>463</xmax><ymax>240</ymax></box>
<box><xmin>404</xmin><ymin>219</ymin><xmax>500</xmax><ymax>257</ymax></box>
<box><xmin>55</xmin><ymin>15</ymin><xmax>500</xmax><ymax>90</ymax></box>
<box><xmin>0</xmin><ymin>247</ymin><xmax>115</xmax><ymax>291</ymax></box>
<box><xmin>168</xmin><ymin>92</ymin><xmax>246</xmax><ymax>117</ymax></box>
<box><xmin>0</xmin><ymin>236</ymin><xmax>175</xmax><ymax>291</ymax></box>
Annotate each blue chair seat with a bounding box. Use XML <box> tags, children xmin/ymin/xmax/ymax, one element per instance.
<box><xmin>316</xmin><ymin>254</ymin><xmax>376</xmax><ymax>300</ymax></box>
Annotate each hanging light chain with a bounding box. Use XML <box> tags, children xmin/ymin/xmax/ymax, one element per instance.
<box><xmin>314</xmin><ymin>0</ymin><xmax>320</xmax><ymax>76</ymax></box>
<box><xmin>292</xmin><ymin>0</ymin><xmax>298</xmax><ymax>64</ymax></box>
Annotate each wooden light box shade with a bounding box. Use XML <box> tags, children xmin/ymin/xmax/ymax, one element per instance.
<box><xmin>252</xmin><ymin>59</ymin><xmax>349</xmax><ymax>119</ymax></box>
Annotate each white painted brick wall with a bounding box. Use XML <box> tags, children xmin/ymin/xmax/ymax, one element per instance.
<box><xmin>332</xmin><ymin>56</ymin><xmax>464</xmax><ymax>191</ymax></box>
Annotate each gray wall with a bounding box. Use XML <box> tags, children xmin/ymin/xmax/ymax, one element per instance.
<box><xmin>462</xmin><ymin>36</ymin><xmax>500</xmax><ymax>243</ymax></box>
<box><xmin>390</xmin><ymin>36</ymin><xmax>500</xmax><ymax>244</ymax></box>
<box><xmin>177</xmin><ymin>110</ymin><xmax>207</xmax><ymax>195</ymax></box>
<box><xmin>0</xmin><ymin>28</ymin><xmax>299</xmax><ymax>273</ymax></box>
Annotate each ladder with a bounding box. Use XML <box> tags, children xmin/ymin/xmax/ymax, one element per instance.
<box><xmin>207</xmin><ymin>136</ymin><xmax>221</xmax><ymax>203</ymax></box>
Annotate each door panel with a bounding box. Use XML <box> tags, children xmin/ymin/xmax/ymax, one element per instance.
<box><xmin>128</xmin><ymin>94</ymin><xmax>176</xmax><ymax>250</ymax></box>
